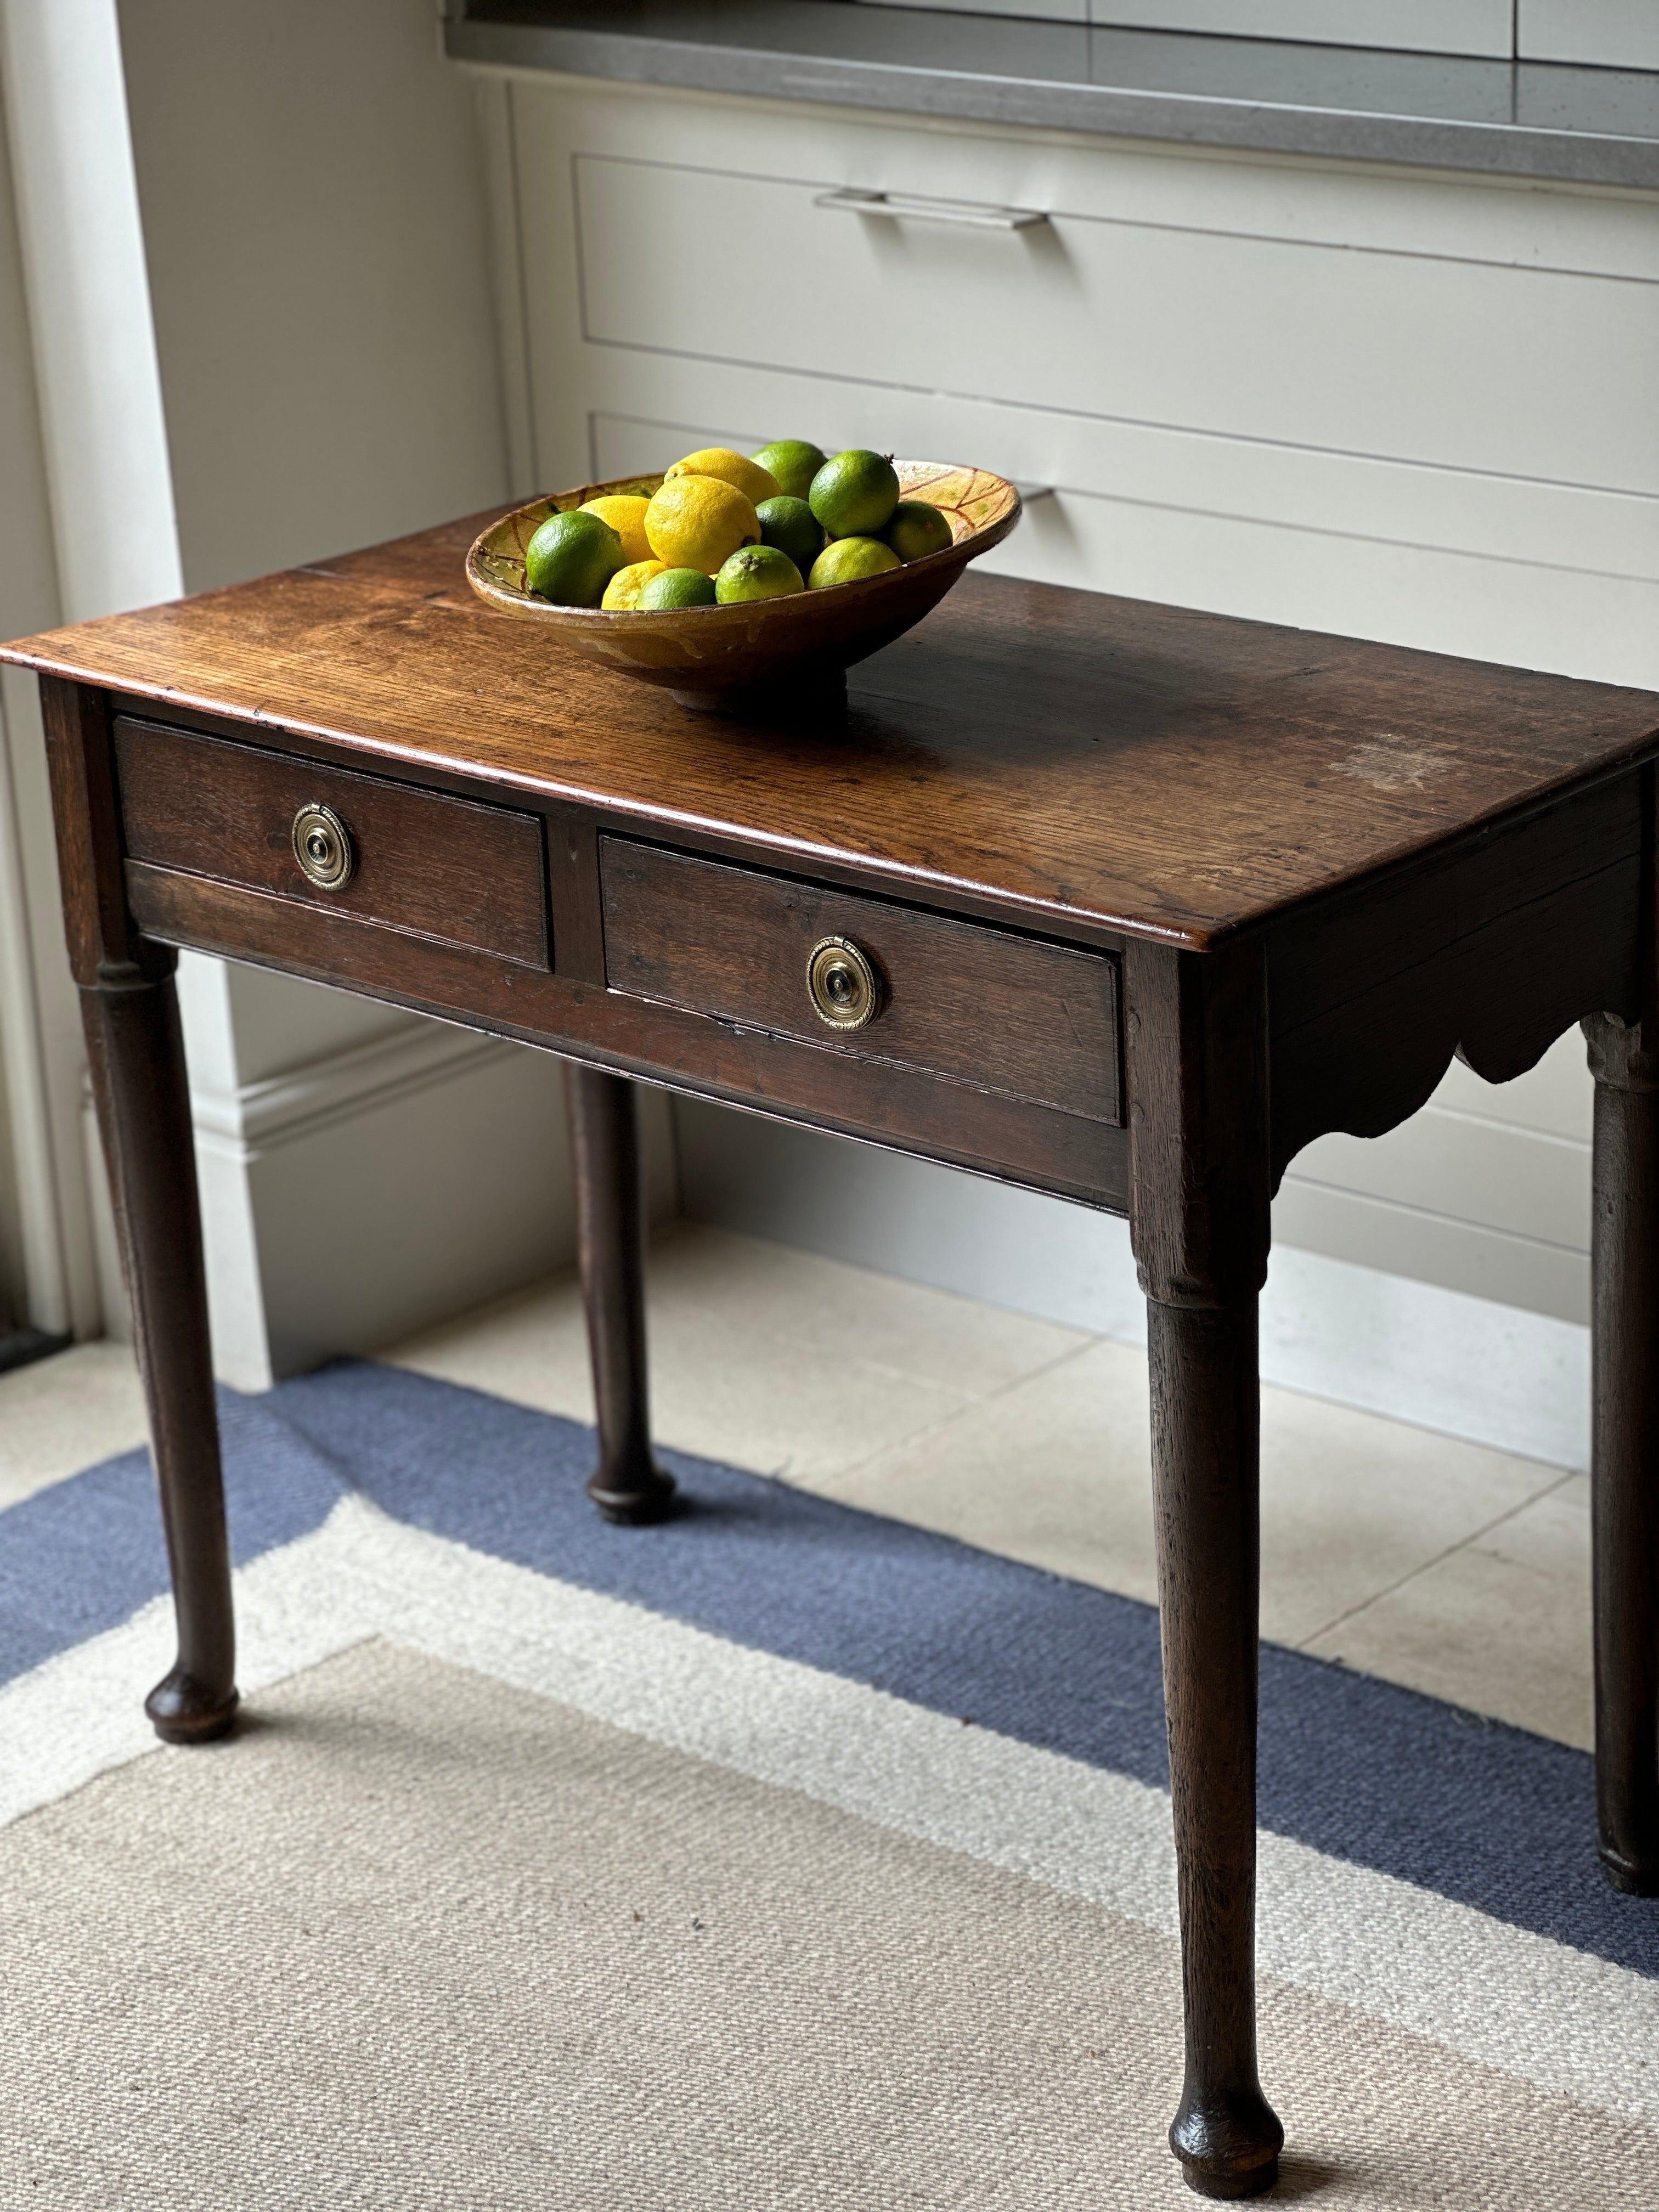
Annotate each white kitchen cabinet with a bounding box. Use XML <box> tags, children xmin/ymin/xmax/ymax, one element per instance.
<box><xmin>574</xmin><ymin>151</ymin><xmax>1659</xmax><ymax>495</ymax></box>
<box><xmin>487</xmin><ymin>71</ymin><xmax>1659</xmax><ymax>1324</ymax></box>
<box><xmin>1086</xmin><ymin>1</ymin><xmax>1512</xmax><ymax>46</ymax></box>
<box><xmin>859</xmin><ymin>0</ymin><xmax>1088</xmax><ymax>19</ymax></box>
<box><xmin>858</xmin><ymin>0</ymin><xmax>1515</xmax><ymax>54</ymax></box>
<box><xmin>1520</xmin><ymin>1</ymin><xmax>1659</xmax><ymax>71</ymax></box>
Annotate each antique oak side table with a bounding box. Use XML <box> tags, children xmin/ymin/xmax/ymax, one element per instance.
<box><xmin>8</xmin><ymin>517</ymin><xmax>1659</xmax><ymax>2199</ymax></box>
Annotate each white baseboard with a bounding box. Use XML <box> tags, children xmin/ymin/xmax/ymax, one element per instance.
<box><xmin>204</xmin><ymin>1024</ymin><xmax>577</xmax><ymax>1388</ymax></box>
<box><xmin>1271</xmin><ymin>1172</ymin><xmax>1590</xmax><ymax>1333</ymax></box>
<box><xmin>672</xmin><ymin>1101</ymin><xmax>1589</xmax><ymax>1473</ymax></box>
<box><xmin>91</xmin><ymin>1009</ymin><xmax>679</xmax><ymax>1392</ymax></box>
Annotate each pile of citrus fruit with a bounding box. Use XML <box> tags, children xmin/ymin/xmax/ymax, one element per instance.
<box><xmin>522</xmin><ymin>440</ymin><xmax>955</xmax><ymax>611</ymax></box>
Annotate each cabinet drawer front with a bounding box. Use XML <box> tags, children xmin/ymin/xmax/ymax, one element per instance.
<box><xmin>114</xmin><ymin>719</ymin><xmax>549</xmax><ymax>968</ymax></box>
<box><xmin>601</xmin><ymin>839</ymin><xmax>1120</xmax><ymax>1125</ymax></box>
<box><xmin>574</xmin><ymin>153</ymin><xmax>1659</xmax><ymax>495</ymax></box>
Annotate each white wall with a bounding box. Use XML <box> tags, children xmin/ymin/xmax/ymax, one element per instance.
<box><xmin>0</xmin><ymin>9</ymin><xmax>133</xmax><ymax>1347</ymax></box>
<box><xmin>92</xmin><ymin>0</ymin><xmax>644</xmax><ymax>1387</ymax></box>
<box><xmin>118</xmin><ymin>0</ymin><xmax>510</xmax><ymax>596</ymax></box>
<box><xmin>0</xmin><ymin>2</ymin><xmax>680</xmax><ymax>1388</ymax></box>
<box><xmin>0</xmin><ymin>94</ymin><xmax>49</xmax><ymax>1329</ymax></box>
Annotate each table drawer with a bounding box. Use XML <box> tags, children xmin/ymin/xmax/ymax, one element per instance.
<box><xmin>114</xmin><ymin>719</ymin><xmax>549</xmax><ymax>968</ymax></box>
<box><xmin>600</xmin><ymin>839</ymin><xmax>1120</xmax><ymax>1125</ymax></box>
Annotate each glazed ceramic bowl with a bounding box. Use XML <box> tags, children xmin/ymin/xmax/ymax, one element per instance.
<box><xmin>465</xmin><ymin>460</ymin><xmax>1021</xmax><ymax>710</ymax></box>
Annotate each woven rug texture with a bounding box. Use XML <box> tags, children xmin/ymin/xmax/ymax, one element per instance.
<box><xmin>1</xmin><ymin>1359</ymin><xmax>1654</xmax><ymax>2208</ymax></box>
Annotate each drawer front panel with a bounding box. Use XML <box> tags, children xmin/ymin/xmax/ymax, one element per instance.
<box><xmin>115</xmin><ymin>719</ymin><xmax>549</xmax><ymax>968</ymax></box>
<box><xmin>601</xmin><ymin>839</ymin><xmax>1120</xmax><ymax>1125</ymax></box>
<box><xmin>127</xmin><ymin>860</ymin><xmax>1128</xmax><ymax>1212</ymax></box>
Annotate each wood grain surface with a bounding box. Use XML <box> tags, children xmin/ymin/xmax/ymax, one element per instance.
<box><xmin>1267</xmin><ymin>773</ymin><xmax>1645</xmax><ymax>1181</ymax></box>
<box><xmin>563</xmin><ymin>1063</ymin><xmax>676</xmax><ymax>1526</ymax></box>
<box><xmin>9</xmin><ymin>511</ymin><xmax>1658</xmax><ymax>949</ymax></box>
<box><xmin>1587</xmin><ymin>1004</ymin><xmax>1659</xmax><ymax>1897</ymax></box>
<box><xmin>42</xmin><ymin>678</ymin><xmax>238</xmax><ymax>1744</ymax></box>
<box><xmin>115</xmin><ymin>716</ymin><xmax>550</xmax><ymax>969</ymax></box>
<box><xmin>1584</xmin><ymin>764</ymin><xmax>1659</xmax><ymax>1897</ymax></box>
<box><xmin>30</xmin><ymin>506</ymin><xmax>1657</xmax><ymax>2194</ymax></box>
<box><xmin>40</xmin><ymin>678</ymin><xmax>149</xmax><ymax>988</ymax></box>
<box><xmin>122</xmin><ymin>861</ymin><xmax>1130</xmax><ymax>1210</ymax></box>
<box><xmin>600</xmin><ymin>837</ymin><xmax>1121</xmax><ymax>1124</ymax></box>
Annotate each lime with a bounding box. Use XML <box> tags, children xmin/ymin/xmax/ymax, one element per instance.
<box><xmin>755</xmin><ymin>495</ymin><xmax>825</xmax><ymax>575</ymax></box>
<box><xmin>524</xmin><ymin>509</ymin><xmax>625</xmax><ymax>605</ymax></box>
<box><xmin>645</xmin><ymin>476</ymin><xmax>760</xmax><ymax>574</ymax></box>
<box><xmin>751</xmin><ymin>439</ymin><xmax>827</xmax><ymax>501</ymax></box>
<box><xmin>809</xmin><ymin>450</ymin><xmax>900</xmax><ymax>539</ymax></box>
<box><xmin>639</xmin><ymin>566</ymin><xmax>717</xmax><ymax>610</ymax></box>
<box><xmin>580</xmin><ymin>494</ymin><xmax>653</xmax><ymax>567</ymax></box>
<box><xmin>601</xmin><ymin>558</ymin><xmax>667</xmax><ymax>611</ymax></box>
<box><xmin>883</xmin><ymin>499</ymin><xmax>954</xmax><ymax>563</ymax></box>
<box><xmin>808</xmin><ymin>537</ymin><xmax>901</xmax><ymax>590</ymax></box>
<box><xmin>664</xmin><ymin>447</ymin><xmax>779</xmax><ymax>507</ymax></box>
<box><xmin>715</xmin><ymin>545</ymin><xmax>804</xmax><ymax>603</ymax></box>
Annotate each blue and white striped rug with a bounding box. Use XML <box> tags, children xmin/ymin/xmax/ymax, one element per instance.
<box><xmin>1</xmin><ymin>1359</ymin><xmax>1654</xmax><ymax>2205</ymax></box>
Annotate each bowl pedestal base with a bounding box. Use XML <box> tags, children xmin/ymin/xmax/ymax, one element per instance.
<box><xmin>670</xmin><ymin>667</ymin><xmax>848</xmax><ymax>719</ymax></box>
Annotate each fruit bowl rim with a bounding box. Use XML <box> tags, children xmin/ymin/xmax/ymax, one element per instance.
<box><xmin>465</xmin><ymin>459</ymin><xmax>1022</xmax><ymax>626</ymax></box>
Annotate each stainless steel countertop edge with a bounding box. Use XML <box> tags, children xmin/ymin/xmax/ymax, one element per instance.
<box><xmin>444</xmin><ymin>16</ymin><xmax>1659</xmax><ymax>191</ymax></box>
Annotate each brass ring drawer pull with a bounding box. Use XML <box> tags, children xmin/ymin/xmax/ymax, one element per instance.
<box><xmin>291</xmin><ymin>801</ymin><xmax>355</xmax><ymax>891</ymax></box>
<box><xmin>806</xmin><ymin>935</ymin><xmax>881</xmax><ymax>1031</ymax></box>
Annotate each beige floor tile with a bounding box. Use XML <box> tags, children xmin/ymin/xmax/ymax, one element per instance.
<box><xmin>816</xmin><ymin>1341</ymin><xmax>1565</xmax><ymax>1651</ymax></box>
<box><xmin>381</xmin><ymin>1268</ymin><xmax>595</xmax><ymax>1424</ymax></box>
<box><xmin>0</xmin><ymin>1341</ymin><xmax>148</xmax><ymax>1509</ymax></box>
<box><xmin>816</xmin><ymin>1336</ymin><xmax>1160</xmax><ymax>1602</ymax></box>
<box><xmin>647</xmin><ymin>1305</ymin><xmax>979</xmax><ymax>1482</ymax></box>
<box><xmin>1303</xmin><ymin>1475</ymin><xmax>1593</xmax><ymax>1748</ymax></box>
<box><xmin>640</xmin><ymin>1224</ymin><xmax>1087</xmax><ymax>1396</ymax></box>
<box><xmin>1257</xmin><ymin>1390</ymin><xmax>1564</xmax><ymax>1647</ymax></box>
<box><xmin>386</xmin><ymin>1223</ymin><xmax>995</xmax><ymax>1483</ymax></box>
<box><xmin>387</xmin><ymin>1225</ymin><xmax>1081</xmax><ymax>1419</ymax></box>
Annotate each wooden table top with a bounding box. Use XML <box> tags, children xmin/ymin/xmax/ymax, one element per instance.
<box><xmin>8</xmin><ymin>510</ymin><xmax>1657</xmax><ymax>950</ymax></box>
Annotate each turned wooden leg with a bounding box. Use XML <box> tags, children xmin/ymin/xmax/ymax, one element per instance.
<box><xmin>1585</xmin><ymin>1012</ymin><xmax>1659</xmax><ymax>1895</ymax></box>
<box><xmin>563</xmin><ymin>1062</ymin><xmax>675</xmax><ymax>1525</ymax></box>
<box><xmin>1126</xmin><ymin>938</ymin><xmax>1282</xmax><ymax>2197</ymax></box>
<box><xmin>83</xmin><ymin>957</ymin><xmax>238</xmax><ymax>1742</ymax></box>
<box><xmin>1149</xmin><ymin>1299</ymin><xmax>1282</xmax><ymax>2198</ymax></box>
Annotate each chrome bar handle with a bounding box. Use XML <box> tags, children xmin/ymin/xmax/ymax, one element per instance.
<box><xmin>814</xmin><ymin>187</ymin><xmax>1049</xmax><ymax>232</ymax></box>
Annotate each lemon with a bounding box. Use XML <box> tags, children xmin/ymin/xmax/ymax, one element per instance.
<box><xmin>755</xmin><ymin>495</ymin><xmax>825</xmax><ymax>575</ymax></box>
<box><xmin>645</xmin><ymin>476</ymin><xmax>760</xmax><ymax>575</ymax></box>
<box><xmin>639</xmin><ymin>566</ymin><xmax>717</xmax><ymax>610</ymax></box>
<box><xmin>524</xmin><ymin>509</ymin><xmax>624</xmax><ymax>605</ymax></box>
<box><xmin>715</xmin><ymin>545</ymin><xmax>803</xmax><ymax>603</ymax></box>
<box><xmin>601</xmin><ymin>557</ymin><xmax>667</xmax><ymax>611</ymax></box>
<box><xmin>809</xmin><ymin>450</ymin><xmax>900</xmax><ymax>539</ymax></box>
<box><xmin>664</xmin><ymin>447</ymin><xmax>780</xmax><ymax>508</ymax></box>
<box><xmin>751</xmin><ymin>439</ymin><xmax>826</xmax><ymax>501</ymax></box>
<box><xmin>808</xmin><ymin>537</ymin><xmax>901</xmax><ymax>589</ymax></box>
<box><xmin>883</xmin><ymin>500</ymin><xmax>954</xmax><ymax>563</ymax></box>
<box><xmin>580</xmin><ymin>495</ymin><xmax>653</xmax><ymax>567</ymax></box>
